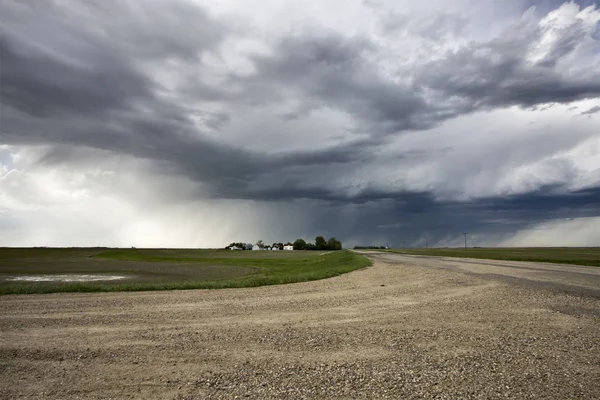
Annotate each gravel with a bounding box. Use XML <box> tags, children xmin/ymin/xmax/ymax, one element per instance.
<box><xmin>1</xmin><ymin>256</ymin><xmax>598</xmax><ymax>399</ymax></box>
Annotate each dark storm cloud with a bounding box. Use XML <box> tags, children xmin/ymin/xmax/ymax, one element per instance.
<box><xmin>1</xmin><ymin>0</ymin><xmax>599</xmax><ymax>247</ymax></box>
<box><xmin>3</xmin><ymin>0</ymin><xmax>598</xmax><ymax>184</ymax></box>
<box><xmin>0</xmin><ymin>0</ymin><xmax>226</xmax><ymax>138</ymax></box>
<box><xmin>1</xmin><ymin>9</ymin><xmax>382</xmax><ymax>204</ymax></box>
<box><xmin>337</xmin><ymin>186</ymin><xmax>600</xmax><ymax>247</ymax></box>
<box><xmin>1</xmin><ymin>1</ymin><xmax>376</xmax><ymax>191</ymax></box>
<box><xmin>239</xmin><ymin>10</ymin><xmax>600</xmax><ymax>139</ymax></box>
<box><xmin>0</xmin><ymin>1</ymin><xmax>251</xmax><ymax>180</ymax></box>
<box><xmin>243</xmin><ymin>33</ymin><xmax>444</xmax><ymax>135</ymax></box>
<box><xmin>0</xmin><ymin>36</ymin><xmax>151</xmax><ymax>118</ymax></box>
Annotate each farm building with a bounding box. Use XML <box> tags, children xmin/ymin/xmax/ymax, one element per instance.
<box><xmin>283</xmin><ymin>244</ymin><xmax>294</xmax><ymax>251</ymax></box>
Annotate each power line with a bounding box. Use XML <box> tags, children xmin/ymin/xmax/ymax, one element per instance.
<box><xmin>462</xmin><ymin>232</ymin><xmax>469</xmax><ymax>249</ymax></box>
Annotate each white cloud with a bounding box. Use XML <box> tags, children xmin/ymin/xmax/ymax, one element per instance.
<box><xmin>0</xmin><ymin>146</ymin><xmax>321</xmax><ymax>247</ymax></box>
<box><xmin>360</xmin><ymin>99</ymin><xmax>600</xmax><ymax>200</ymax></box>
<box><xmin>502</xmin><ymin>216</ymin><xmax>600</xmax><ymax>247</ymax></box>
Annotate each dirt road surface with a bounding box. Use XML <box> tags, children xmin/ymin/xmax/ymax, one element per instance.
<box><xmin>1</xmin><ymin>253</ymin><xmax>599</xmax><ymax>399</ymax></box>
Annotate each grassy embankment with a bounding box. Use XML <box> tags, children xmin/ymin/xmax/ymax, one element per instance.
<box><xmin>0</xmin><ymin>248</ymin><xmax>371</xmax><ymax>295</ymax></box>
<box><xmin>382</xmin><ymin>247</ymin><xmax>600</xmax><ymax>267</ymax></box>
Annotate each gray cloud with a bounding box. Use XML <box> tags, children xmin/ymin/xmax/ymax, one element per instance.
<box><xmin>1</xmin><ymin>0</ymin><xmax>600</xmax><ymax>246</ymax></box>
<box><xmin>418</xmin><ymin>42</ymin><xmax>600</xmax><ymax>111</ymax></box>
<box><xmin>329</xmin><ymin>186</ymin><xmax>600</xmax><ymax>247</ymax></box>
<box><xmin>581</xmin><ymin>105</ymin><xmax>600</xmax><ymax>115</ymax></box>
<box><xmin>241</xmin><ymin>32</ymin><xmax>459</xmax><ymax>136</ymax></box>
<box><xmin>0</xmin><ymin>36</ymin><xmax>151</xmax><ymax>119</ymax></box>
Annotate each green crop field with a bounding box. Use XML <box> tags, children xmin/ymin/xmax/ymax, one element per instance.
<box><xmin>0</xmin><ymin>248</ymin><xmax>371</xmax><ymax>295</ymax></box>
<box><xmin>383</xmin><ymin>247</ymin><xmax>600</xmax><ymax>267</ymax></box>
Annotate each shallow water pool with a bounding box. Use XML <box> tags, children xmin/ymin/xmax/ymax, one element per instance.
<box><xmin>7</xmin><ymin>274</ymin><xmax>129</xmax><ymax>282</ymax></box>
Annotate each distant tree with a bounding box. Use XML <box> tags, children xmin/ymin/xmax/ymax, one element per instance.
<box><xmin>256</xmin><ymin>240</ymin><xmax>264</xmax><ymax>249</ymax></box>
<box><xmin>327</xmin><ymin>237</ymin><xmax>342</xmax><ymax>250</ymax></box>
<box><xmin>293</xmin><ymin>238</ymin><xmax>307</xmax><ymax>250</ymax></box>
<box><xmin>277</xmin><ymin>242</ymin><xmax>284</xmax><ymax>250</ymax></box>
<box><xmin>315</xmin><ymin>236</ymin><xmax>327</xmax><ymax>250</ymax></box>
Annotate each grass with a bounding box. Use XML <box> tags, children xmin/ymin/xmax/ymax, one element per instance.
<box><xmin>0</xmin><ymin>248</ymin><xmax>371</xmax><ymax>295</ymax></box>
<box><xmin>382</xmin><ymin>247</ymin><xmax>600</xmax><ymax>267</ymax></box>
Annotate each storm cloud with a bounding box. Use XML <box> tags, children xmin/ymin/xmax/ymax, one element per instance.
<box><xmin>1</xmin><ymin>0</ymin><xmax>599</xmax><ymax>247</ymax></box>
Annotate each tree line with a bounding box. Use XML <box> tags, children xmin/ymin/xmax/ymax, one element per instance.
<box><xmin>226</xmin><ymin>236</ymin><xmax>343</xmax><ymax>250</ymax></box>
<box><xmin>293</xmin><ymin>236</ymin><xmax>342</xmax><ymax>251</ymax></box>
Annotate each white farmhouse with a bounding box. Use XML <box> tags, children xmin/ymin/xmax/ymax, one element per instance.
<box><xmin>252</xmin><ymin>245</ymin><xmax>261</xmax><ymax>251</ymax></box>
<box><xmin>283</xmin><ymin>244</ymin><xmax>294</xmax><ymax>251</ymax></box>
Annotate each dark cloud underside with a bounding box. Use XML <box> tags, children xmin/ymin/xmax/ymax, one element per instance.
<box><xmin>1</xmin><ymin>0</ymin><xmax>599</xmax><ymax>246</ymax></box>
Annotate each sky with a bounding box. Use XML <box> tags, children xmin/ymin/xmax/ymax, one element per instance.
<box><xmin>1</xmin><ymin>0</ymin><xmax>600</xmax><ymax>248</ymax></box>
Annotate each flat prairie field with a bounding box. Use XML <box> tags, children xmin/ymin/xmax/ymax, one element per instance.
<box><xmin>384</xmin><ymin>247</ymin><xmax>600</xmax><ymax>267</ymax></box>
<box><xmin>0</xmin><ymin>248</ymin><xmax>370</xmax><ymax>295</ymax></box>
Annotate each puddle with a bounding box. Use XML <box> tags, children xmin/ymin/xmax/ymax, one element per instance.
<box><xmin>6</xmin><ymin>274</ymin><xmax>129</xmax><ymax>282</ymax></box>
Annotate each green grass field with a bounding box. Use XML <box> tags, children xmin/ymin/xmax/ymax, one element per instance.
<box><xmin>0</xmin><ymin>248</ymin><xmax>371</xmax><ymax>295</ymax></box>
<box><xmin>383</xmin><ymin>247</ymin><xmax>600</xmax><ymax>267</ymax></box>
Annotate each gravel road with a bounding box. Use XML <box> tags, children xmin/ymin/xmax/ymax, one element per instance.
<box><xmin>1</xmin><ymin>253</ymin><xmax>599</xmax><ymax>399</ymax></box>
<box><xmin>370</xmin><ymin>252</ymin><xmax>600</xmax><ymax>299</ymax></box>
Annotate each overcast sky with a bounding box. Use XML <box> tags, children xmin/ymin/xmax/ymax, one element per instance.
<box><xmin>1</xmin><ymin>0</ymin><xmax>600</xmax><ymax>248</ymax></box>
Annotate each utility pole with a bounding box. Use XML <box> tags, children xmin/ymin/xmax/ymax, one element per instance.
<box><xmin>462</xmin><ymin>232</ymin><xmax>469</xmax><ymax>249</ymax></box>
<box><xmin>425</xmin><ymin>237</ymin><xmax>428</xmax><ymax>249</ymax></box>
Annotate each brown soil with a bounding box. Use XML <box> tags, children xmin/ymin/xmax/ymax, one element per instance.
<box><xmin>1</xmin><ymin>257</ymin><xmax>598</xmax><ymax>399</ymax></box>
